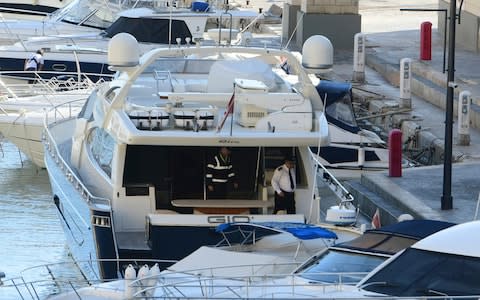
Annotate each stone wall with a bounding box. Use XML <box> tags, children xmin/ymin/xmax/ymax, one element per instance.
<box><xmin>301</xmin><ymin>0</ymin><xmax>359</xmax><ymax>14</ymax></box>
<box><xmin>292</xmin><ymin>0</ymin><xmax>361</xmax><ymax>50</ymax></box>
<box><xmin>438</xmin><ymin>0</ymin><xmax>480</xmax><ymax>52</ymax></box>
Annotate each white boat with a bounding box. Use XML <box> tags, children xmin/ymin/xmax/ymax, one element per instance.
<box><xmin>0</xmin><ymin>221</ymin><xmax>362</xmax><ymax>299</ymax></box>
<box><xmin>42</xmin><ymin>32</ymin><xmax>341</xmax><ymax>281</ymax></box>
<box><xmin>44</xmin><ymin>219</ymin><xmax>458</xmax><ymax>299</ymax></box>
<box><xmin>46</xmin><ymin>220</ymin><xmax>480</xmax><ymax>299</ymax></box>
<box><xmin>0</xmin><ymin>4</ymin><xmax>261</xmax><ymax>85</ymax></box>
<box><xmin>311</xmin><ymin>80</ymin><xmax>391</xmax><ymax>178</ymax></box>
<box><xmin>0</xmin><ymin>0</ymin><xmax>73</xmax><ymax>20</ymax></box>
<box><xmin>0</xmin><ymin>0</ymin><xmax>166</xmax><ymax>44</ymax></box>
<box><xmin>0</xmin><ymin>73</ymin><xmax>109</xmax><ymax>167</ymax></box>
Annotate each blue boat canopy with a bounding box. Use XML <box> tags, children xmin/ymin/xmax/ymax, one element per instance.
<box><xmin>216</xmin><ymin>222</ymin><xmax>338</xmax><ymax>240</ymax></box>
<box><xmin>315</xmin><ymin>80</ymin><xmax>361</xmax><ymax>134</ymax></box>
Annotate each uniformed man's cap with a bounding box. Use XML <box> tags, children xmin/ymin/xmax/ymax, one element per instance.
<box><xmin>284</xmin><ymin>156</ymin><xmax>295</xmax><ymax>162</ymax></box>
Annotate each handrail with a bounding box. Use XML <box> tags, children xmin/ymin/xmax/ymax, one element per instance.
<box><xmin>4</xmin><ymin>257</ymin><xmax>480</xmax><ymax>299</ymax></box>
<box><xmin>0</xmin><ymin>70</ymin><xmax>112</xmax><ymax>99</ymax></box>
<box><xmin>42</xmin><ymin>99</ymin><xmax>111</xmax><ymax>207</ymax></box>
<box><xmin>308</xmin><ymin>147</ymin><xmax>354</xmax><ymax>204</ymax></box>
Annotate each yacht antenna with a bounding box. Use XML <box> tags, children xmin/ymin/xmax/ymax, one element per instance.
<box><xmin>168</xmin><ymin>0</ymin><xmax>173</xmax><ymax>47</ymax></box>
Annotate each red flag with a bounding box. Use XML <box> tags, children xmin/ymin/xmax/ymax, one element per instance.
<box><xmin>216</xmin><ymin>93</ymin><xmax>235</xmax><ymax>132</ymax></box>
<box><xmin>371</xmin><ymin>208</ymin><xmax>381</xmax><ymax>229</ymax></box>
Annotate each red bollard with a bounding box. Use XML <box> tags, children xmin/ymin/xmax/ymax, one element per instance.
<box><xmin>420</xmin><ymin>21</ymin><xmax>432</xmax><ymax>60</ymax></box>
<box><xmin>388</xmin><ymin>129</ymin><xmax>402</xmax><ymax>177</ymax></box>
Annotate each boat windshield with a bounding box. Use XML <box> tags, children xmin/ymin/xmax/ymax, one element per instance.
<box><xmin>142</xmin><ymin>58</ymin><xmax>218</xmax><ymax>75</ymax></box>
<box><xmin>297</xmin><ymin>249</ymin><xmax>385</xmax><ymax>284</ymax></box>
<box><xmin>362</xmin><ymin>248</ymin><xmax>480</xmax><ymax>296</ymax></box>
<box><xmin>325</xmin><ymin>93</ymin><xmax>357</xmax><ymax>129</ymax></box>
<box><xmin>52</xmin><ymin>0</ymin><xmax>158</xmax><ymax>29</ymax></box>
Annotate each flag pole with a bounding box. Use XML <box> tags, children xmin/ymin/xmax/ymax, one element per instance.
<box><xmin>229</xmin><ymin>83</ymin><xmax>235</xmax><ymax>136</ymax></box>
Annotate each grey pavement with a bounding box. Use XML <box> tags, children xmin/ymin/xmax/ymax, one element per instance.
<box><xmin>339</xmin><ymin>3</ymin><xmax>480</xmax><ymax>225</ymax></box>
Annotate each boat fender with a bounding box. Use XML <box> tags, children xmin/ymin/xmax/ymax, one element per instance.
<box><xmin>137</xmin><ymin>264</ymin><xmax>150</xmax><ymax>295</ymax></box>
<box><xmin>146</xmin><ymin>263</ymin><xmax>161</xmax><ymax>297</ymax></box>
<box><xmin>124</xmin><ymin>264</ymin><xmax>137</xmax><ymax>299</ymax></box>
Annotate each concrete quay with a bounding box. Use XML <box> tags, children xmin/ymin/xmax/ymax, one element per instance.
<box><xmin>331</xmin><ymin>26</ymin><xmax>480</xmax><ymax>226</ymax></box>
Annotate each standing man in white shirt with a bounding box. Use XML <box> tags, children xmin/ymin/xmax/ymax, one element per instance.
<box><xmin>271</xmin><ymin>156</ymin><xmax>296</xmax><ymax>214</ymax></box>
<box><xmin>24</xmin><ymin>49</ymin><xmax>45</xmax><ymax>83</ymax></box>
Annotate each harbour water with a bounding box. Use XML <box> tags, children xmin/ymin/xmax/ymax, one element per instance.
<box><xmin>0</xmin><ymin>140</ymin><xmax>81</xmax><ymax>299</ymax></box>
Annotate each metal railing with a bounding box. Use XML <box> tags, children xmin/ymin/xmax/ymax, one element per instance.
<box><xmin>3</xmin><ymin>258</ymin><xmax>480</xmax><ymax>299</ymax></box>
<box><xmin>42</xmin><ymin>99</ymin><xmax>111</xmax><ymax>207</ymax></box>
<box><xmin>308</xmin><ymin>147</ymin><xmax>355</xmax><ymax>204</ymax></box>
<box><xmin>0</xmin><ymin>70</ymin><xmax>112</xmax><ymax>99</ymax></box>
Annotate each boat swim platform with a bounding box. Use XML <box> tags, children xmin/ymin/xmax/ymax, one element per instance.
<box><xmin>343</xmin><ymin>162</ymin><xmax>480</xmax><ymax>226</ymax></box>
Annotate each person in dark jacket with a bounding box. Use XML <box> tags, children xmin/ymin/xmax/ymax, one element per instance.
<box><xmin>206</xmin><ymin>147</ymin><xmax>238</xmax><ymax>199</ymax></box>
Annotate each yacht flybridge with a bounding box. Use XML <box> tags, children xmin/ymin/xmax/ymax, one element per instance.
<box><xmin>43</xmin><ymin>33</ymin><xmax>337</xmax><ymax>280</ymax></box>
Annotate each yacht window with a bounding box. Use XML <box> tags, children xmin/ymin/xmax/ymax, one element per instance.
<box><xmin>105</xmin><ymin>17</ymin><xmax>192</xmax><ymax>44</ymax></box>
<box><xmin>298</xmin><ymin>250</ymin><xmax>385</xmax><ymax>284</ymax></box>
<box><xmin>362</xmin><ymin>248</ymin><xmax>480</xmax><ymax>296</ymax></box>
<box><xmin>325</xmin><ymin>93</ymin><xmax>357</xmax><ymax>129</ymax></box>
<box><xmin>57</xmin><ymin>0</ymin><xmax>116</xmax><ymax>29</ymax></box>
<box><xmin>88</xmin><ymin>128</ymin><xmax>114</xmax><ymax>177</ymax></box>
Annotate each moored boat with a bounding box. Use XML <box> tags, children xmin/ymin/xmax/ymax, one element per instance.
<box><xmin>43</xmin><ymin>32</ymin><xmax>337</xmax><ymax>280</ymax></box>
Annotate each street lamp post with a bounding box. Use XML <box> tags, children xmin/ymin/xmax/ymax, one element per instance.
<box><xmin>441</xmin><ymin>0</ymin><xmax>457</xmax><ymax>210</ymax></box>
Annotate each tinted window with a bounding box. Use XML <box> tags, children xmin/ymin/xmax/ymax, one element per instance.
<box><xmin>298</xmin><ymin>250</ymin><xmax>385</xmax><ymax>284</ymax></box>
<box><xmin>362</xmin><ymin>248</ymin><xmax>480</xmax><ymax>296</ymax></box>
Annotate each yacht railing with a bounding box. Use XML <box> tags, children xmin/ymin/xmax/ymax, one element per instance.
<box><xmin>3</xmin><ymin>259</ymin><xmax>480</xmax><ymax>299</ymax></box>
<box><xmin>308</xmin><ymin>147</ymin><xmax>355</xmax><ymax>204</ymax></box>
<box><xmin>0</xmin><ymin>258</ymin><xmax>178</xmax><ymax>300</ymax></box>
<box><xmin>42</xmin><ymin>98</ymin><xmax>111</xmax><ymax>207</ymax></box>
<box><xmin>0</xmin><ymin>70</ymin><xmax>113</xmax><ymax>99</ymax></box>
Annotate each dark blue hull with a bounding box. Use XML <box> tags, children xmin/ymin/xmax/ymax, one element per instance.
<box><xmin>0</xmin><ymin>57</ymin><xmax>113</xmax><ymax>83</ymax></box>
<box><xmin>0</xmin><ymin>3</ymin><xmax>58</xmax><ymax>16</ymax></box>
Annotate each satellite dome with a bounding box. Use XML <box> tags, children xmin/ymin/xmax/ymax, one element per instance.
<box><xmin>302</xmin><ymin>35</ymin><xmax>333</xmax><ymax>73</ymax></box>
<box><xmin>108</xmin><ymin>33</ymin><xmax>139</xmax><ymax>68</ymax></box>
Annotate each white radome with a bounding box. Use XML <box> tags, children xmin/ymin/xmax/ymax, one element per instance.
<box><xmin>302</xmin><ymin>35</ymin><xmax>333</xmax><ymax>73</ymax></box>
<box><xmin>108</xmin><ymin>32</ymin><xmax>140</xmax><ymax>68</ymax></box>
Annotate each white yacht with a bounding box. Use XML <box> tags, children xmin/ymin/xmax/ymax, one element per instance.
<box><xmin>45</xmin><ymin>219</ymin><xmax>458</xmax><ymax>299</ymax></box>
<box><xmin>48</xmin><ymin>220</ymin><xmax>479</xmax><ymax>299</ymax></box>
<box><xmin>0</xmin><ymin>0</ymin><xmax>73</xmax><ymax>19</ymax></box>
<box><xmin>43</xmin><ymin>33</ymin><xmax>338</xmax><ymax>280</ymax></box>
<box><xmin>0</xmin><ymin>0</ymin><xmax>162</xmax><ymax>44</ymax></box>
<box><xmin>0</xmin><ymin>74</ymin><xmax>107</xmax><ymax>167</ymax></box>
<box><xmin>0</xmin><ymin>4</ymin><xmax>260</xmax><ymax>85</ymax></box>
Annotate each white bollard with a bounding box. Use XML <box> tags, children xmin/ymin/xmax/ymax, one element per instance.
<box><xmin>353</xmin><ymin>33</ymin><xmax>365</xmax><ymax>83</ymax></box>
<box><xmin>124</xmin><ymin>264</ymin><xmax>137</xmax><ymax>299</ymax></box>
<box><xmin>357</xmin><ymin>146</ymin><xmax>365</xmax><ymax>167</ymax></box>
<box><xmin>458</xmin><ymin>90</ymin><xmax>471</xmax><ymax>145</ymax></box>
<box><xmin>399</xmin><ymin>58</ymin><xmax>412</xmax><ymax>108</ymax></box>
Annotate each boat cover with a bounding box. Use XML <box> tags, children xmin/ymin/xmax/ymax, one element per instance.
<box><xmin>335</xmin><ymin>219</ymin><xmax>456</xmax><ymax>255</ymax></box>
<box><xmin>104</xmin><ymin>17</ymin><xmax>192</xmax><ymax>44</ymax></box>
<box><xmin>216</xmin><ymin>222</ymin><xmax>338</xmax><ymax>240</ymax></box>
<box><xmin>315</xmin><ymin>80</ymin><xmax>360</xmax><ymax>134</ymax></box>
